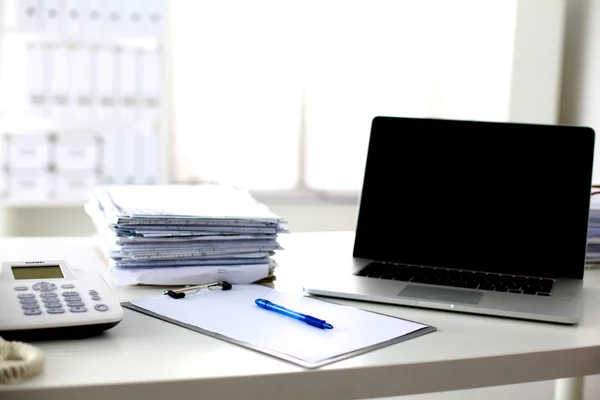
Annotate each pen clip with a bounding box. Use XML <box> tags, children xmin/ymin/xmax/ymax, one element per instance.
<box><xmin>164</xmin><ymin>281</ymin><xmax>232</xmax><ymax>299</ymax></box>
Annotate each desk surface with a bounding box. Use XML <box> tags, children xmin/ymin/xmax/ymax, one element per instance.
<box><xmin>2</xmin><ymin>231</ymin><xmax>600</xmax><ymax>400</ymax></box>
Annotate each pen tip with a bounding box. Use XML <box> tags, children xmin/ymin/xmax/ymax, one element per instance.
<box><xmin>323</xmin><ymin>323</ymin><xmax>334</xmax><ymax>329</ymax></box>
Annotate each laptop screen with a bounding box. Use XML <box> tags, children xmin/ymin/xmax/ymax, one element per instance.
<box><xmin>353</xmin><ymin>117</ymin><xmax>595</xmax><ymax>279</ymax></box>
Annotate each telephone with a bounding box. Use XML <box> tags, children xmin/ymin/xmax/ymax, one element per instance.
<box><xmin>0</xmin><ymin>260</ymin><xmax>124</xmax><ymax>341</ymax></box>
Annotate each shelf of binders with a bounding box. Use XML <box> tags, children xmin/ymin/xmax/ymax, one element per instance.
<box><xmin>0</xmin><ymin>0</ymin><xmax>170</xmax><ymax>207</ymax></box>
<box><xmin>2</xmin><ymin>0</ymin><xmax>164</xmax><ymax>39</ymax></box>
<box><xmin>20</xmin><ymin>41</ymin><xmax>162</xmax><ymax>121</ymax></box>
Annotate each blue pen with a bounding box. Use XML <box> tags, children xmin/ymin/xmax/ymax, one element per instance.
<box><xmin>255</xmin><ymin>298</ymin><xmax>334</xmax><ymax>329</ymax></box>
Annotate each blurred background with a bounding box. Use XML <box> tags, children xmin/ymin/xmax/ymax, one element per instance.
<box><xmin>0</xmin><ymin>0</ymin><xmax>597</xmax><ymax>236</ymax></box>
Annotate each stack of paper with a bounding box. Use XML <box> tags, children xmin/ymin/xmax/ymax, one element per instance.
<box><xmin>587</xmin><ymin>195</ymin><xmax>600</xmax><ymax>267</ymax></box>
<box><xmin>85</xmin><ymin>184</ymin><xmax>288</xmax><ymax>285</ymax></box>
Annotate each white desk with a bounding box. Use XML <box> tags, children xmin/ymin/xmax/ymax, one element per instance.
<box><xmin>1</xmin><ymin>231</ymin><xmax>600</xmax><ymax>400</ymax></box>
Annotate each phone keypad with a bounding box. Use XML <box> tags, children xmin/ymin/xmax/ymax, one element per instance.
<box><xmin>12</xmin><ymin>283</ymin><xmax>112</xmax><ymax>316</ymax></box>
<box><xmin>32</xmin><ymin>282</ymin><xmax>58</xmax><ymax>291</ymax></box>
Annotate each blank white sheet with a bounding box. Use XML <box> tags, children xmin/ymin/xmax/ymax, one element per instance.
<box><xmin>129</xmin><ymin>284</ymin><xmax>433</xmax><ymax>367</ymax></box>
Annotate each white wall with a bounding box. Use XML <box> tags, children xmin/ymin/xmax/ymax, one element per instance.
<box><xmin>560</xmin><ymin>0</ymin><xmax>600</xmax><ymax>183</ymax></box>
<box><xmin>509</xmin><ymin>0</ymin><xmax>567</xmax><ymax>123</ymax></box>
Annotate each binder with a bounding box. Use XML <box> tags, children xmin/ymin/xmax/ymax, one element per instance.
<box><xmin>64</xmin><ymin>0</ymin><xmax>83</xmax><ymax>35</ymax></box>
<box><xmin>19</xmin><ymin>0</ymin><xmax>40</xmax><ymax>31</ymax></box>
<box><xmin>117</xmin><ymin>48</ymin><xmax>138</xmax><ymax>119</ymax></box>
<box><xmin>104</xmin><ymin>0</ymin><xmax>122</xmax><ymax>35</ymax></box>
<box><xmin>123</xmin><ymin>284</ymin><xmax>436</xmax><ymax>369</ymax></box>
<box><xmin>42</xmin><ymin>0</ymin><xmax>61</xmax><ymax>32</ymax></box>
<box><xmin>72</xmin><ymin>45</ymin><xmax>93</xmax><ymax>113</ymax></box>
<box><xmin>27</xmin><ymin>43</ymin><xmax>48</xmax><ymax>108</ymax></box>
<box><xmin>85</xmin><ymin>0</ymin><xmax>103</xmax><ymax>35</ymax></box>
<box><xmin>142</xmin><ymin>0</ymin><xmax>163</xmax><ymax>37</ymax></box>
<box><xmin>123</xmin><ymin>0</ymin><xmax>143</xmax><ymax>36</ymax></box>
<box><xmin>96</xmin><ymin>47</ymin><xmax>116</xmax><ymax>119</ymax></box>
<box><xmin>140</xmin><ymin>50</ymin><xmax>160</xmax><ymax>117</ymax></box>
<box><xmin>50</xmin><ymin>44</ymin><xmax>70</xmax><ymax>115</ymax></box>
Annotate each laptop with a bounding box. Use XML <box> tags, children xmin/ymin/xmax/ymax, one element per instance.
<box><xmin>304</xmin><ymin>116</ymin><xmax>595</xmax><ymax>324</ymax></box>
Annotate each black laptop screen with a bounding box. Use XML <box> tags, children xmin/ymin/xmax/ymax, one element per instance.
<box><xmin>353</xmin><ymin>117</ymin><xmax>595</xmax><ymax>279</ymax></box>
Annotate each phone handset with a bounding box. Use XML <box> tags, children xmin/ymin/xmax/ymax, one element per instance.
<box><xmin>0</xmin><ymin>337</ymin><xmax>45</xmax><ymax>384</ymax></box>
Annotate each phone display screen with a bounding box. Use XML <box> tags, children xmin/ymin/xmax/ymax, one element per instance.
<box><xmin>11</xmin><ymin>265</ymin><xmax>64</xmax><ymax>280</ymax></box>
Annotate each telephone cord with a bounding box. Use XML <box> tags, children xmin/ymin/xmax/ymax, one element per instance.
<box><xmin>0</xmin><ymin>337</ymin><xmax>45</xmax><ymax>384</ymax></box>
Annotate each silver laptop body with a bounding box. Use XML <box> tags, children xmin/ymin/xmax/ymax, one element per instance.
<box><xmin>304</xmin><ymin>117</ymin><xmax>595</xmax><ymax>324</ymax></box>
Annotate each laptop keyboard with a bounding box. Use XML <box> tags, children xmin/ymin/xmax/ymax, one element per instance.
<box><xmin>355</xmin><ymin>262</ymin><xmax>554</xmax><ymax>296</ymax></box>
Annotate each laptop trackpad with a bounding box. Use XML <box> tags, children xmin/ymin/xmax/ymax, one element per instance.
<box><xmin>399</xmin><ymin>285</ymin><xmax>483</xmax><ymax>305</ymax></box>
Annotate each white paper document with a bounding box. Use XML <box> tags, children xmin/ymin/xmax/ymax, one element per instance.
<box><xmin>127</xmin><ymin>284</ymin><xmax>435</xmax><ymax>368</ymax></box>
<box><xmin>87</xmin><ymin>184</ymin><xmax>286</xmax><ymax>284</ymax></box>
<box><xmin>92</xmin><ymin>184</ymin><xmax>284</xmax><ymax>224</ymax></box>
<box><xmin>112</xmin><ymin>264</ymin><xmax>270</xmax><ymax>286</ymax></box>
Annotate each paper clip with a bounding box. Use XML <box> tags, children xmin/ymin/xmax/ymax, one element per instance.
<box><xmin>164</xmin><ymin>281</ymin><xmax>232</xmax><ymax>299</ymax></box>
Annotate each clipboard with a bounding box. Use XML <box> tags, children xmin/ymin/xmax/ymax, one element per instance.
<box><xmin>122</xmin><ymin>284</ymin><xmax>436</xmax><ymax>369</ymax></box>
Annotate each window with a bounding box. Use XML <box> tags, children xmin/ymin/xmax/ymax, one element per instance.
<box><xmin>169</xmin><ymin>0</ymin><xmax>564</xmax><ymax>193</ymax></box>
